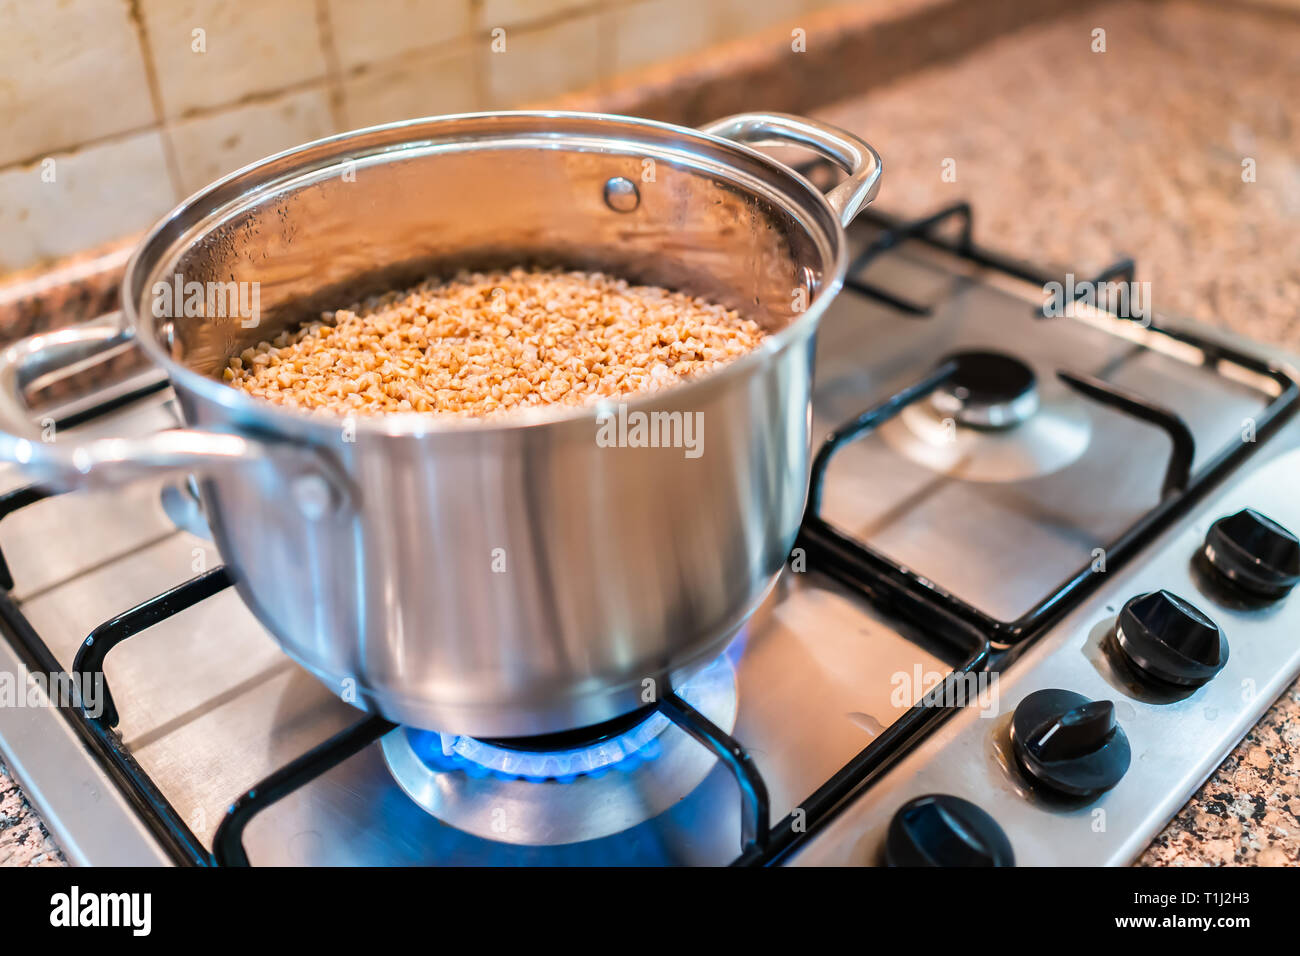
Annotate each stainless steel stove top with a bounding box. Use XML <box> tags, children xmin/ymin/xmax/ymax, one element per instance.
<box><xmin>2</xmin><ymin>209</ymin><xmax>1297</xmax><ymax>866</ymax></box>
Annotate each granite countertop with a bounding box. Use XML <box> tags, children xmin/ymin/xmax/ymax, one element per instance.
<box><xmin>815</xmin><ymin>0</ymin><xmax>1300</xmax><ymax>352</ymax></box>
<box><xmin>0</xmin><ymin>769</ymin><xmax>62</xmax><ymax>867</ymax></box>
<box><xmin>815</xmin><ymin>0</ymin><xmax>1300</xmax><ymax>865</ymax></box>
<box><xmin>2</xmin><ymin>0</ymin><xmax>1298</xmax><ymax>867</ymax></box>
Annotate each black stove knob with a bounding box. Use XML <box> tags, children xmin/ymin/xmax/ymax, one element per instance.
<box><xmin>884</xmin><ymin>794</ymin><xmax>1014</xmax><ymax>867</ymax></box>
<box><xmin>1116</xmin><ymin>589</ymin><xmax>1228</xmax><ymax>687</ymax></box>
<box><xmin>1010</xmin><ymin>688</ymin><xmax>1130</xmax><ymax>798</ymax></box>
<box><xmin>1204</xmin><ymin>508</ymin><xmax>1300</xmax><ymax>599</ymax></box>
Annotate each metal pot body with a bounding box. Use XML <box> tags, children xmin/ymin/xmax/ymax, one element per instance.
<box><xmin>0</xmin><ymin>112</ymin><xmax>880</xmax><ymax>737</ymax></box>
<box><xmin>184</xmin><ymin>324</ymin><xmax>817</xmax><ymax>736</ymax></box>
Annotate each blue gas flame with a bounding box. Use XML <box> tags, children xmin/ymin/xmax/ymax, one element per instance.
<box><xmin>407</xmin><ymin>716</ymin><xmax>666</xmax><ymax>782</ymax></box>
<box><xmin>407</xmin><ymin>645</ymin><xmax>741</xmax><ymax>783</ymax></box>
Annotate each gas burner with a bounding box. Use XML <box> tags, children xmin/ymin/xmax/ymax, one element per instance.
<box><xmin>432</xmin><ymin>704</ymin><xmax>671</xmax><ymax>780</ymax></box>
<box><xmin>380</xmin><ymin>654</ymin><xmax>739</xmax><ymax>845</ymax></box>
<box><xmin>879</xmin><ymin>367</ymin><xmax>1091</xmax><ymax>483</ymax></box>
<box><xmin>931</xmin><ymin>351</ymin><xmax>1039</xmax><ymax>429</ymax></box>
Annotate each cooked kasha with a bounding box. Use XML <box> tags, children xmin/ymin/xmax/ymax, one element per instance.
<box><xmin>223</xmin><ymin>268</ymin><xmax>765</xmax><ymax>416</ymax></box>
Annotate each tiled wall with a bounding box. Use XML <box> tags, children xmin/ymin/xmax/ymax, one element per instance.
<box><xmin>0</xmin><ymin>0</ymin><xmax>847</xmax><ymax>276</ymax></box>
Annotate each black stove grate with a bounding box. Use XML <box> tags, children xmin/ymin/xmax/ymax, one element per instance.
<box><xmin>806</xmin><ymin>201</ymin><xmax>1299</xmax><ymax>648</ymax></box>
<box><xmin>0</xmin><ymin>200</ymin><xmax>1290</xmax><ymax>865</ymax></box>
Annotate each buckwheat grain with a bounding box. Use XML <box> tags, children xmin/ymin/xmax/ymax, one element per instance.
<box><xmin>224</xmin><ymin>269</ymin><xmax>765</xmax><ymax>417</ymax></box>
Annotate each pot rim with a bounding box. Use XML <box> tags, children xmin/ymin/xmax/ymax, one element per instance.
<box><xmin>121</xmin><ymin>109</ymin><xmax>850</xmax><ymax>437</ymax></box>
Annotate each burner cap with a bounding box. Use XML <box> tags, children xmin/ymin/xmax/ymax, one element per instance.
<box><xmin>479</xmin><ymin>704</ymin><xmax>659</xmax><ymax>755</ymax></box>
<box><xmin>932</xmin><ymin>351</ymin><xmax>1039</xmax><ymax>429</ymax></box>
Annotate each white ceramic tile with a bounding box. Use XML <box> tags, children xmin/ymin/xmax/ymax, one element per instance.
<box><xmin>609</xmin><ymin>0</ymin><xmax>723</xmax><ymax>75</ymax></box>
<box><xmin>480</xmin><ymin>0</ymin><xmax>590</xmax><ymax>30</ymax></box>
<box><xmin>167</xmin><ymin>86</ymin><xmax>335</xmax><ymax>195</ymax></box>
<box><xmin>483</xmin><ymin>10</ymin><xmax>602</xmax><ymax>106</ymax></box>
<box><xmin>0</xmin><ymin>0</ymin><xmax>156</xmax><ymax>167</ymax></box>
<box><xmin>139</xmin><ymin>0</ymin><xmax>327</xmax><ymax>117</ymax></box>
<box><xmin>0</xmin><ymin>132</ymin><xmax>174</xmax><ymax>273</ymax></box>
<box><xmin>341</xmin><ymin>46</ymin><xmax>479</xmax><ymax>130</ymax></box>
<box><xmin>327</xmin><ymin>0</ymin><xmax>472</xmax><ymax>70</ymax></box>
<box><xmin>719</xmin><ymin>0</ymin><xmax>811</xmax><ymax>34</ymax></box>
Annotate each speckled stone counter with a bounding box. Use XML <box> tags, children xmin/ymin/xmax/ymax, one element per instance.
<box><xmin>1139</xmin><ymin>685</ymin><xmax>1300</xmax><ymax>865</ymax></box>
<box><xmin>1</xmin><ymin>0</ymin><xmax>1297</xmax><ymax>867</ymax></box>
<box><xmin>0</xmin><ymin>760</ymin><xmax>64</xmax><ymax>866</ymax></box>
<box><xmin>814</xmin><ymin>0</ymin><xmax>1300</xmax><ymax>865</ymax></box>
<box><xmin>814</xmin><ymin>0</ymin><xmax>1300</xmax><ymax>351</ymax></box>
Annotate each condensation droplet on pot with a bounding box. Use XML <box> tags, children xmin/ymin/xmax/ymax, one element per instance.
<box><xmin>603</xmin><ymin>177</ymin><xmax>640</xmax><ymax>213</ymax></box>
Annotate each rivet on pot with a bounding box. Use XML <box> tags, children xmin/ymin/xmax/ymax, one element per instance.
<box><xmin>603</xmin><ymin>177</ymin><xmax>640</xmax><ymax>213</ymax></box>
<box><xmin>292</xmin><ymin>473</ymin><xmax>334</xmax><ymax>520</ymax></box>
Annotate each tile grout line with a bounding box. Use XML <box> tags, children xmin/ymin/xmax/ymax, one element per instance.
<box><xmin>122</xmin><ymin>0</ymin><xmax>185</xmax><ymax>202</ymax></box>
<box><xmin>470</xmin><ymin>0</ymin><xmax>490</xmax><ymax>110</ymax></box>
<box><xmin>1</xmin><ymin>124</ymin><xmax>172</xmax><ymax>175</ymax></box>
<box><xmin>314</xmin><ymin>0</ymin><xmax>349</xmax><ymax>132</ymax></box>
<box><xmin>473</xmin><ymin>0</ymin><xmax>621</xmax><ymax>108</ymax></box>
<box><xmin>1</xmin><ymin>0</ymin><xmax>627</xmax><ymax>177</ymax></box>
<box><xmin>0</xmin><ymin>72</ymin><xmax>337</xmax><ymax>176</ymax></box>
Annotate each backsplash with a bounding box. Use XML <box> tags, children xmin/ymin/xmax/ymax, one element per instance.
<box><xmin>0</xmin><ymin>0</ymin><xmax>849</xmax><ymax>275</ymax></box>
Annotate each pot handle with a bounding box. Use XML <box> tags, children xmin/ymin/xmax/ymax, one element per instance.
<box><xmin>0</xmin><ymin>314</ymin><xmax>352</xmax><ymax>514</ymax></box>
<box><xmin>698</xmin><ymin>112</ymin><xmax>882</xmax><ymax>227</ymax></box>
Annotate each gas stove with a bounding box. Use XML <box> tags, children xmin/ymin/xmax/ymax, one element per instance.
<box><xmin>1</xmin><ymin>199</ymin><xmax>1297</xmax><ymax>866</ymax></box>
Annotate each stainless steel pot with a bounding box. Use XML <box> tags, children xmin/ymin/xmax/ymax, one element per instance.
<box><xmin>0</xmin><ymin>111</ymin><xmax>880</xmax><ymax>737</ymax></box>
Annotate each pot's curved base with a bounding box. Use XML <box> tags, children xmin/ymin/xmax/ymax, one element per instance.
<box><xmin>275</xmin><ymin>615</ymin><xmax>751</xmax><ymax>738</ymax></box>
<box><xmin>380</xmin><ymin>652</ymin><xmax>739</xmax><ymax>845</ymax></box>
<box><xmin>251</xmin><ymin>563</ymin><xmax>784</xmax><ymax>738</ymax></box>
